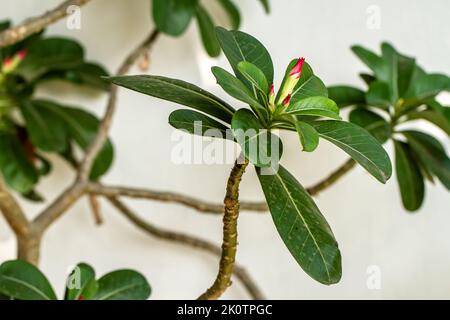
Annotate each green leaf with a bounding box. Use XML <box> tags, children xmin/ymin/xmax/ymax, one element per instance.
<box><xmin>403</xmin><ymin>131</ymin><xmax>450</xmax><ymax>190</ymax></box>
<box><xmin>351</xmin><ymin>45</ymin><xmax>385</xmax><ymax>78</ymax></box>
<box><xmin>289</xmin><ymin>62</ymin><xmax>328</xmax><ymax>106</ymax></box>
<box><xmin>295</xmin><ymin>121</ymin><xmax>319</xmax><ymax>152</ymax></box>
<box><xmin>0</xmin><ymin>260</ymin><xmax>57</xmax><ymax>300</ymax></box>
<box><xmin>366</xmin><ymin>81</ymin><xmax>391</xmax><ymax>108</ymax></box>
<box><xmin>256</xmin><ymin>165</ymin><xmax>341</xmax><ymax>285</ymax></box>
<box><xmin>0</xmin><ymin>133</ymin><xmax>38</xmax><ymax>193</ymax></box>
<box><xmin>405</xmin><ymin>110</ymin><xmax>450</xmax><ymax>135</ymax></box>
<box><xmin>218</xmin><ymin>0</ymin><xmax>241</xmax><ymax>29</ymax></box>
<box><xmin>237</xmin><ymin>61</ymin><xmax>269</xmax><ymax>99</ymax></box>
<box><xmin>286</xmin><ymin>96</ymin><xmax>341</xmax><ymax>120</ymax></box>
<box><xmin>152</xmin><ymin>0</ymin><xmax>197</xmax><ymax>36</ymax></box>
<box><xmin>327</xmin><ymin>86</ymin><xmax>366</xmax><ymax>108</ymax></box>
<box><xmin>211</xmin><ymin>66</ymin><xmax>266</xmax><ymax>119</ymax></box>
<box><xmin>16</xmin><ymin>38</ymin><xmax>84</xmax><ymax>76</ymax></box>
<box><xmin>258</xmin><ymin>0</ymin><xmax>270</xmax><ymax>13</ymax></box>
<box><xmin>394</xmin><ymin>140</ymin><xmax>425</xmax><ymax>212</ymax></box>
<box><xmin>231</xmin><ymin>109</ymin><xmax>282</xmax><ymax>167</ymax></box>
<box><xmin>349</xmin><ymin>108</ymin><xmax>391</xmax><ymax>143</ymax></box>
<box><xmin>19</xmin><ymin>100</ymin><xmax>68</xmax><ymax>152</ymax></box>
<box><xmin>196</xmin><ymin>5</ymin><xmax>221</xmax><ymax>57</ymax></box>
<box><xmin>359</xmin><ymin>73</ymin><xmax>376</xmax><ymax>86</ymax></box>
<box><xmin>216</xmin><ymin>27</ymin><xmax>274</xmax><ymax>91</ymax></box>
<box><xmin>312</xmin><ymin>120</ymin><xmax>392</xmax><ymax>183</ymax></box>
<box><xmin>34</xmin><ymin>100</ymin><xmax>114</xmax><ymax>180</ymax></box>
<box><xmin>107</xmin><ymin>75</ymin><xmax>235</xmax><ymax>123</ymax></box>
<box><xmin>169</xmin><ymin>109</ymin><xmax>230</xmax><ymax>139</ymax></box>
<box><xmin>65</xmin><ymin>263</ymin><xmax>98</xmax><ymax>300</ymax></box>
<box><xmin>38</xmin><ymin>62</ymin><xmax>111</xmax><ymax>91</ymax></box>
<box><xmin>94</xmin><ymin>270</ymin><xmax>151</xmax><ymax>300</ymax></box>
<box><xmin>405</xmin><ymin>73</ymin><xmax>450</xmax><ymax>100</ymax></box>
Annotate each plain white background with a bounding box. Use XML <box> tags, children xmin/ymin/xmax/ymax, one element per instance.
<box><xmin>1</xmin><ymin>0</ymin><xmax>449</xmax><ymax>299</ymax></box>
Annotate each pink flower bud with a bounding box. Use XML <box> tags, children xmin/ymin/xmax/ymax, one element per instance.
<box><xmin>289</xmin><ymin>57</ymin><xmax>305</xmax><ymax>79</ymax></box>
<box><xmin>17</xmin><ymin>49</ymin><xmax>27</xmax><ymax>60</ymax></box>
<box><xmin>282</xmin><ymin>94</ymin><xmax>292</xmax><ymax>107</ymax></box>
<box><xmin>3</xmin><ymin>57</ymin><xmax>12</xmax><ymax>66</ymax></box>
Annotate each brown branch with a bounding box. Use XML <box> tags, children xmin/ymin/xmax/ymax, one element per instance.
<box><xmin>77</xmin><ymin>29</ymin><xmax>160</xmax><ymax>182</ymax></box>
<box><xmin>0</xmin><ymin>177</ymin><xmax>31</xmax><ymax>236</ymax></box>
<box><xmin>33</xmin><ymin>30</ymin><xmax>160</xmax><ymax>235</ymax></box>
<box><xmin>0</xmin><ymin>0</ymin><xmax>92</xmax><ymax>48</ymax></box>
<box><xmin>306</xmin><ymin>159</ymin><xmax>356</xmax><ymax>196</ymax></box>
<box><xmin>198</xmin><ymin>159</ymin><xmax>249</xmax><ymax>300</ymax></box>
<box><xmin>88</xmin><ymin>194</ymin><xmax>103</xmax><ymax>225</ymax></box>
<box><xmin>107</xmin><ymin>196</ymin><xmax>264</xmax><ymax>300</ymax></box>
<box><xmin>87</xmin><ymin>183</ymin><xmax>268</xmax><ymax>214</ymax></box>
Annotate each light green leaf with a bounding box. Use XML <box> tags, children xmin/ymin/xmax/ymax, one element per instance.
<box><xmin>107</xmin><ymin>75</ymin><xmax>235</xmax><ymax>123</ymax></box>
<box><xmin>312</xmin><ymin>120</ymin><xmax>392</xmax><ymax>183</ymax></box>
<box><xmin>256</xmin><ymin>165</ymin><xmax>341</xmax><ymax>285</ymax></box>
<box><xmin>295</xmin><ymin>121</ymin><xmax>319</xmax><ymax>152</ymax></box>
<box><xmin>237</xmin><ymin>61</ymin><xmax>269</xmax><ymax>98</ymax></box>
<box><xmin>64</xmin><ymin>263</ymin><xmax>98</xmax><ymax>300</ymax></box>
<box><xmin>231</xmin><ymin>109</ymin><xmax>282</xmax><ymax>167</ymax></box>
<box><xmin>289</xmin><ymin>62</ymin><xmax>328</xmax><ymax>105</ymax></box>
<box><xmin>94</xmin><ymin>270</ymin><xmax>151</xmax><ymax>300</ymax></box>
<box><xmin>0</xmin><ymin>260</ymin><xmax>57</xmax><ymax>300</ymax></box>
<box><xmin>286</xmin><ymin>97</ymin><xmax>341</xmax><ymax>120</ymax></box>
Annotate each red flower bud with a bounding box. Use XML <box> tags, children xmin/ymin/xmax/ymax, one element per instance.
<box><xmin>289</xmin><ymin>57</ymin><xmax>305</xmax><ymax>79</ymax></box>
<box><xmin>3</xmin><ymin>57</ymin><xmax>12</xmax><ymax>66</ymax></box>
<box><xmin>269</xmin><ymin>84</ymin><xmax>275</xmax><ymax>97</ymax></box>
<box><xmin>282</xmin><ymin>94</ymin><xmax>292</xmax><ymax>107</ymax></box>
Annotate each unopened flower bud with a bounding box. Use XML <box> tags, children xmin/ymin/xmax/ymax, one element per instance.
<box><xmin>2</xmin><ymin>49</ymin><xmax>27</xmax><ymax>74</ymax></box>
<box><xmin>277</xmin><ymin>57</ymin><xmax>306</xmax><ymax>106</ymax></box>
<box><xmin>282</xmin><ymin>94</ymin><xmax>292</xmax><ymax>107</ymax></box>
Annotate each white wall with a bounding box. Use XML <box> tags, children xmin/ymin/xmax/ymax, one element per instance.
<box><xmin>1</xmin><ymin>0</ymin><xmax>449</xmax><ymax>299</ymax></box>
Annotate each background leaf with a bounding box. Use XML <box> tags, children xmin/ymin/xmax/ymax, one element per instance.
<box><xmin>218</xmin><ymin>0</ymin><xmax>241</xmax><ymax>29</ymax></box>
<box><xmin>94</xmin><ymin>270</ymin><xmax>151</xmax><ymax>300</ymax></box>
<box><xmin>0</xmin><ymin>260</ymin><xmax>57</xmax><ymax>300</ymax></box>
<box><xmin>327</xmin><ymin>85</ymin><xmax>366</xmax><ymax>108</ymax></box>
<box><xmin>169</xmin><ymin>109</ymin><xmax>229</xmax><ymax>139</ymax></box>
<box><xmin>152</xmin><ymin>0</ymin><xmax>198</xmax><ymax>36</ymax></box>
<box><xmin>349</xmin><ymin>108</ymin><xmax>391</xmax><ymax>143</ymax></box>
<box><xmin>196</xmin><ymin>5</ymin><xmax>221</xmax><ymax>57</ymax></box>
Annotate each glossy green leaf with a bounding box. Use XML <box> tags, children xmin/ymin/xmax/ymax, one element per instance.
<box><xmin>403</xmin><ymin>131</ymin><xmax>450</xmax><ymax>190</ymax></box>
<box><xmin>312</xmin><ymin>120</ymin><xmax>392</xmax><ymax>183</ymax></box>
<box><xmin>212</xmin><ymin>66</ymin><xmax>266</xmax><ymax>119</ymax></box>
<box><xmin>152</xmin><ymin>0</ymin><xmax>197</xmax><ymax>36</ymax></box>
<box><xmin>295</xmin><ymin>121</ymin><xmax>319</xmax><ymax>152</ymax></box>
<box><xmin>0</xmin><ymin>133</ymin><xmax>38</xmax><ymax>193</ymax></box>
<box><xmin>405</xmin><ymin>73</ymin><xmax>450</xmax><ymax>100</ymax></box>
<box><xmin>218</xmin><ymin>0</ymin><xmax>241</xmax><ymax>29</ymax></box>
<box><xmin>16</xmin><ymin>38</ymin><xmax>84</xmax><ymax>75</ymax></box>
<box><xmin>286</xmin><ymin>97</ymin><xmax>341</xmax><ymax>120</ymax></box>
<box><xmin>256</xmin><ymin>165</ymin><xmax>341</xmax><ymax>285</ymax></box>
<box><xmin>19</xmin><ymin>100</ymin><xmax>67</xmax><ymax>152</ymax></box>
<box><xmin>169</xmin><ymin>109</ymin><xmax>230</xmax><ymax>139</ymax></box>
<box><xmin>349</xmin><ymin>108</ymin><xmax>391</xmax><ymax>143</ymax></box>
<box><xmin>196</xmin><ymin>5</ymin><xmax>221</xmax><ymax>57</ymax></box>
<box><xmin>231</xmin><ymin>109</ymin><xmax>282</xmax><ymax>167</ymax></box>
<box><xmin>0</xmin><ymin>260</ymin><xmax>57</xmax><ymax>300</ymax></box>
<box><xmin>327</xmin><ymin>86</ymin><xmax>365</xmax><ymax>108</ymax></box>
<box><xmin>237</xmin><ymin>61</ymin><xmax>269</xmax><ymax>98</ymax></box>
<box><xmin>351</xmin><ymin>45</ymin><xmax>385</xmax><ymax>78</ymax></box>
<box><xmin>359</xmin><ymin>73</ymin><xmax>376</xmax><ymax>86</ymax></box>
<box><xmin>366</xmin><ymin>81</ymin><xmax>391</xmax><ymax>108</ymax></box>
<box><xmin>94</xmin><ymin>270</ymin><xmax>151</xmax><ymax>300</ymax></box>
<box><xmin>216</xmin><ymin>27</ymin><xmax>274</xmax><ymax>91</ymax></box>
<box><xmin>107</xmin><ymin>75</ymin><xmax>235</xmax><ymax>123</ymax></box>
<box><xmin>65</xmin><ymin>263</ymin><xmax>98</xmax><ymax>300</ymax></box>
<box><xmin>405</xmin><ymin>110</ymin><xmax>450</xmax><ymax>135</ymax></box>
<box><xmin>394</xmin><ymin>140</ymin><xmax>425</xmax><ymax>212</ymax></box>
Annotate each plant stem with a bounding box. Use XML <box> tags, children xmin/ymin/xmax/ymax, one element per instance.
<box><xmin>107</xmin><ymin>196</ymin><xmax>265</xmax><ymax>300</ymax></box>
<box><xmin>306</xmin><ymin>159</ymin><xmax>356</xmax><ymax>196</ymax></box>
<box><xmin>198</xmin><ymin>159</ymin><xmax>249</xmax><ymax>300</ymax></box>
<box><xmin>17</xmin><ymin>230</ymin><xmax>42</xmax><ymax>265</ymax></box>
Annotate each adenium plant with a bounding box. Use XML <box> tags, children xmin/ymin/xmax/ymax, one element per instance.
<box><xmin>329</xmin><ymin>43</ymin><xmax>450</xmax><ymax>211</ymax></box>
<box><xmin>0</xmin><ymin>20</ymin><xmax>113</xmax><ymax>201</ymax></box>
<box><xmin>108</xmin><ymin>28</ymin><xmax>392</xmax><ymax>291</ymax></box>
<box><xmin>0</xmin><ymin>260</ymin><xmax>151</xmax><ymax>300</ymax></box>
